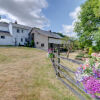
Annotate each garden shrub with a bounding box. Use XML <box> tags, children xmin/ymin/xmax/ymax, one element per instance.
<box><xmin>84</xmin><ymin>55</ymin><xmax>92</xmax><ymax>58</ymax></box>
<box><xmin>75</xmin><ymin>53</ymin><xmax>85</xmax><ymax>60</ymax></box>
<box><xmin>30</xmin><ymin>40</ymin><xmax>34</xmax><ymax>47</ymax></box>
<box><xmin>88</xmin><ymin>47</ymin><xmax>93</xmax><ymax>55</ymax></box>
<box><xmin>93</xmin><ymin>46</ymin><xmax>100</xmax><ymax>52</ymax></box>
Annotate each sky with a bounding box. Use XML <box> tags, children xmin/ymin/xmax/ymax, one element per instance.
<box><xmin>0</xmin><ymin>0</ymin><xmax>86</xmax><ymax>36</ymax></box>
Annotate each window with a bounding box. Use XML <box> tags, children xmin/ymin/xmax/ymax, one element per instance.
<box><xmin>22</xmin><ymin>30</ymin><xmax>24</xmax><ymax>33</ymax></box>
<box><xmin>21</xmin><ymin>38</ymin><xmax>23</xmax><ymax>42</ymax></box>
<box><xmin>36</xmin><ymin>42</ymin><xmax>39</xmax><ymax>44</ymax></box>
<box><xmin>25</xmin><ymin>38</ymin><xmax>28</xmax><ymax>42</ymax></box>
<box><xmin>17</xmin><ymin>29</ymin><xmax>20</xmax><ymax>33</ymax></box>
<box><xmin>41</xmin><ymin>43</ymin><xmax>44</xmax><ymax>47</ymax></box>
<box><xmin>1</xmin><ymin>36</ymin><xmax>5</xmax><ymax>39</ymax></box>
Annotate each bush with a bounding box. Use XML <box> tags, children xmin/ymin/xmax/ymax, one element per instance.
<box><xmin>19</xmin><ymin>43</ymin><xmax>21</xmax><ymax>46</ymax></box>
<box><xmin>76</xmin><ymin>53</ymin><xmax>84</xmax><ymax>57</ymax></box>
<box><xmin>75</xmin><ymin>53</ymin><xmax>85</xmax><ymax>60</ymax></box>
<box><xmin>88</xmin><ymin>47</ymin><xmax>93</xmax><ymax>55</ymax></box>
<box><xmin>84</xmin><ymin>55</ymin><xmax>92</xmax><ymax>58</ymax></box>
<box><xmin>93</xmin><ymin>46</ymin><xmax>100</xmax><ymax>52</ymax></box>
<box><xmin>30</xmin><ymin>40</ymin><xmax>34</xmax><ymax>47</ymax></box>
<box><xmin>26</xmin><ymin>43</ymin><xmax>29</xmax><ymax>47</ymax></box>
<box><xmin>48</xmin><ymin>53</ymin><xmax>54</xmax><ymax>58</ymax></box>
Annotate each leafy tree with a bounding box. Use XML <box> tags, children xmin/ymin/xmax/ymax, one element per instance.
<box><xmin>54</xmin><ymin>32</ymin><xmax>65</xmax><ymax>37</ymax></box>
<box><xmin>62</xmin><ymin>36</ymin><xmax>77</xmax><ymax>58</ymax></box>
<box><xmin>30</xmin><ymin>40</ymin><xmax>34</xmax><ymax>47</ymax></box>
<box><xmin>74</xmin><ymin>0</ymin><xmax>100</xmax><ymax>48</ymax></box>
<box><xmin>92</xmin><ymin>0</ymin><xmax>100</xmax><ymax>17</ymax></box>
<box><xmin>57</xmin><ymin>32</ymin><xmax>66</xmax><ymax>37</ymax></box>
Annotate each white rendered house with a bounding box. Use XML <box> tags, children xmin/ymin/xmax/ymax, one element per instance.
<box><xmin>0</xmin><ymin>21</ymin><xmax>62</xmax><ymax>50</ymax></box>
<box><xmin>0</xmin><ymin>22</ymin><xmax>31</xmax><ymax>46</ymax></box>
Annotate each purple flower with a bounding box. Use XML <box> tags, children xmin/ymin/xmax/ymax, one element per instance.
<box><xmin>82</xmin><ymin>76</ymin><xmax>100</xmax><ymax>97</ymax></box>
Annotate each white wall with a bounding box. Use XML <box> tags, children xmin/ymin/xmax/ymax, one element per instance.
<box><xmin>0</xmin><ymin>25</ymin><xmax>9</xmax><ymax>32</ymax></box>
<box><xmin>12</xmin><ymin>27</ymin><xmax>30</xmax><ymax>45</ymax></box>
<box><xmin>0</xmin><ymin>34</ymin><xmax>13</xmax><ymax>45</ymax></box>
<box><xmin>34</xmin><ymin>33</ymin><xmax>48</xmax><ymax>50</ymax></box>
<box><xmin>0</xmin><ymin>23</ymin><xmax>31</xmax><ymax>46</ymax></box>
<box><xmin>0</xmin><ymin>23</ymin><xmax>14</xmax><ymax>45</ymax></box>
<box><xmin>49</xmin><ymin>38</ymin><xmax>62</xmax><ymax>44</ymax></box>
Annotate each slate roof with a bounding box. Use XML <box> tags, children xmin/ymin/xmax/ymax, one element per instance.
<box><xmin>31</xmin><ymin>28</ymin><xmax>62</xmax><ymax>39</ymax></box>
<box><xmin>0</xmin><ymin>22</ymin><xmax>32</xmax><ymax>30</ymax></box>
<box><xmin>0</xmin><ymin>30</ymin><xmax>11</xmax><ymax>36</ymax></box>
<box><xmin>12</xmin><ymin>23</ymin><xmax>32</xmax><ymax>30</ymax></box>
<box><xmin>0</xmin><ymin>22</ymin><xmax>9</xmax><ymax>27</ymax></box>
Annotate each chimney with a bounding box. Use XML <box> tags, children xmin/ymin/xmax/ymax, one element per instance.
<box><xmin>49</xmin><ymin>30</ymin><xmax>51</xmax><ymax>32</ymax></box>
<box><xmin>15</xmin><ymin>20</ymin><xmax>18</xmax><ymax>24</ymax></box>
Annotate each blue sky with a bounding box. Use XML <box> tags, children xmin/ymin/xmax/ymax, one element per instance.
<box><xmin>43</xmin><ymin>0</ymin><xmax>85</xmax><ymax>32</ymax></box>
<box><xmin>42</xmin><ymin>0</ymin><xmax>86</xmax><ymax>36</ymax></box>
<box><xmin>0</xmin><ymin>0</ymin><xmax>86</xmax><ymax>36</ymax></box>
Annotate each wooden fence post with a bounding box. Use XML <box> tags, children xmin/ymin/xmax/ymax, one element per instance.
<box><xmin>52</xmin><ymin>45</ymin><xmax>58</xmax><ymax>77</ymax></box>
<box><xmin>57</xmin><ymin>45</ymin><xmax>60</xmax><ymax>77</ymax></box>
<box><xmin>52</xmin><ymin>45</ymin><xmax>55</xmax><ymax>66</ymax></box>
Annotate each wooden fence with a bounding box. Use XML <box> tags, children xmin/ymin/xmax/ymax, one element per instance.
<box><xmin>51</xmin><ymin>46</ymin><xmax>98</xmax><ymax>100</ymax></box>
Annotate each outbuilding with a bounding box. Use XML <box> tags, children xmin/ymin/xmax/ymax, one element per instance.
<box><xmin>30</xmin><ymin>28</ymin><xmax>62</xmax><ymax>51</ymax></box>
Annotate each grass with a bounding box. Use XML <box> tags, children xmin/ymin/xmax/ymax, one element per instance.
<box><xmin>0</xmin><ymin>47</ymin><xmax>78</xmax><ymax>100</ymax></box>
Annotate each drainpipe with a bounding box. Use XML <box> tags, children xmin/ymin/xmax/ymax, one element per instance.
<box><xmin>9</xmin><ymin>22</ymin><xmax>13</xmax><ymax>36</ymax></box>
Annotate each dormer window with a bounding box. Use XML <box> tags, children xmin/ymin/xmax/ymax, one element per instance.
<box><xmin>17</xmin><ymin>29</ymin><xmax>20</xmax><ymax>33</ymax></box>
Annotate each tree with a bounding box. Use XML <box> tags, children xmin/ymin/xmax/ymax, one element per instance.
<box><xmin>92</xmin><ymin>0</ymin><xmax>100</xmax><ymax>18</ymax></box>
<box><xmin>54</xmin><ymin>32</ymin><xmax>65</xmax><ymax>38</ymax></box>
<box><xmin>62</xmin><ymin>36</ymin><xmax>76</xmax><ymax>58</ymax></box>
<box><xmin>74</xmin><ymin>0</ymin><xmax>100</xmax><ymax>48</ymax></box>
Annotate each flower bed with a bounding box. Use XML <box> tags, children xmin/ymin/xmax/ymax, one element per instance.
<box><xmin>75</xmin><ymin>53</ymin><xmax>100</xmax><ymax>98</ymax></box>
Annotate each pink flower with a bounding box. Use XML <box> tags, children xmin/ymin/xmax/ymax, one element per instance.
<box><xmin>91</xmin><ymin>53</ymin><xmax>97</xmax><ymax>57</ymax></box>
<box><xmin>97</xmin><ymin>53</ymin><xmax>100</xmax><ymax>57</ymax></box>
<box><xmin>86</xmin><ymin>64</ymin><xmax>89</xmax><ymax>67</ymax></box>
<box><xmin>83</xmin><ymin>66</ymin><xmax>86</xmax><ymax>70</ymax></box>
<box><xmin>80</xmin><ymin>64</ymin><xmax>83</xmax><ymax>67</ymax></box>
<box><xmin>95</xmin><ymin>63</ymin><xmax>99</xmax><ymax>67</ymax></box>
<box><xmin>85</xmin><ymin>58</ymin><xmax>89</xmax><ymax>63</ymax></box>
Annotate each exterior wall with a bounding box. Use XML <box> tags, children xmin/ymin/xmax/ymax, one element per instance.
<box><xmin>0</xmin><ymin>34</ymin><xmax>13</xmax><ymax>45</ymax></box>
<box><xmin>0</xmin><ymin>23</ymin><xmax>9</xmax><ymax>32</ymax></box>
<box><xmin>0</xmin><ymin>23</ymin><xmax>31</xmax><ymax>46</ymax></box>
<box><xmin>34</xmin><ymin>33</ymin><xmax>48</xmax><ymax>51</ymax></box>
<box><xmin>49</xmin><ymin>38</ymin><xmax>62</xmax><ymax>44</ymax></box>
<box><xmin>12</xmin><ymin>27</ymin><xmax>30</xmax><ymax>45</ymax></box>
<box><xmin>0</xmin><ymin>23</ymin><xmax>14</xmax><ymax>45</ymax></box>
<box><xmin>0</xmin><ymin>26</ymin><xmax>9</xmax><ymax>32</ymax></box>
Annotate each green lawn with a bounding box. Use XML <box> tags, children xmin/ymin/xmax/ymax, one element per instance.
<box><xmin>0</xmin><ymin>47</ymin><xmax>78</xmax><ymax>100</ymax></box>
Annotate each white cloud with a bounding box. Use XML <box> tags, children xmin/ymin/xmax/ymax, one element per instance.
<box><xmin>61</xmin><ymin>6</ymin><xmax>81</xmax><ymax>37</ymax></box>
<box><xmin>69</xmin><ymin>6</ymin><xmax>81</xmax><ymax>20</ymax></box>
<box><xmin>0</xmin><ymin>0</ymin><xmax>49</xmax><ymax>28</ymax></box>
<box><xmin>62</xmin><ymin>25</ymin><xmax>73</xmax><ymax>34</ymax></box>
<box><xmin>62</xmin><ymin>24</ymin><xmax>76</xmax><ymax>37</ymax></box>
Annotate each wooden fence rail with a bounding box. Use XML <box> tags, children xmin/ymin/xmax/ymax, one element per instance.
<box><xmin>50</xmin><ymin>47</ymin><xmax>94</xmax><ymax>100</ymax></box>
